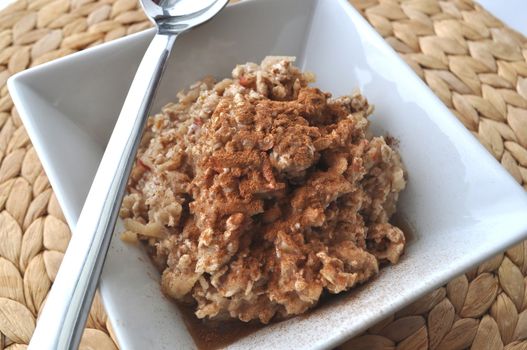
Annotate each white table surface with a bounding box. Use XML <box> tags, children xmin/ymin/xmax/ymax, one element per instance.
<box><xmin>0</xmin><ymin>0</ymin><xmax>14</xmax><ymax>10</ymax></box>
<box><xmin>476</xmin><ymin>0</ymin><xmax>527</xmax><ymax>36</ymax></box>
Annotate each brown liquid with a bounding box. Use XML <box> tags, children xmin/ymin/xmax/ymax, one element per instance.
<box><xmin>179</xmin><ymin>214</ymin><xmax>415</xmax><ymax>349</ymax></box>
<box><xmin>179</xmin><ymin>303</ymin><xmax>264</xmax><ymax>350</ymax></box>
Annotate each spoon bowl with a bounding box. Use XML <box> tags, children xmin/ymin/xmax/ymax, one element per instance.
<box><xmin>142</xmin><ymin>0</ymin><xmax>228</xmax><ymax>33</ymax></box>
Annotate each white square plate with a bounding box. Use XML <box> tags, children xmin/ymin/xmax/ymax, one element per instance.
<box><xmin>8</xmin><ymin>0</ymin><xmax>527</xmax><ymax>348</ymax></box>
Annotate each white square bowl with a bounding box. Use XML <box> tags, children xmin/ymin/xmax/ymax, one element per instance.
<box><xmin>8</xmin><ymin>0</ymin><xmax>527</xmax><ymax>348</ymax></box>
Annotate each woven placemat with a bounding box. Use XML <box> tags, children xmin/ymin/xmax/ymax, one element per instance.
<box><xmin>0</xmin><ymin>0</ymin><xmax>524</xmax><ymax>349</ymax></box>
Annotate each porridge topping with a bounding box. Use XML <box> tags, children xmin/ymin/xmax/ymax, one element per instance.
<box><xmin>121</xmin><ymin>56</ymin><xmax>406</xmax><ymax>323</ymax></box>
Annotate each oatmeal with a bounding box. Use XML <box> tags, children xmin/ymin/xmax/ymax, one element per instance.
<box><xmin>120</xmin><ymin>57</ymin><xmax>406</xmax><ymax>323</ymax></box>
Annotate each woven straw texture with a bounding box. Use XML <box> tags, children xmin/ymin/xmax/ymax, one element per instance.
<box><xmin>0</xmin><ymin>0</ymin><xmax>524</xmax><ymax>349</ymax></box>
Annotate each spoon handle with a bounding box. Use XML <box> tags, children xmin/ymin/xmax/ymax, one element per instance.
<box><xmin>29</xmin><ymin>32</ymin><xmax>177</xmax><ymax>350</ymax></box>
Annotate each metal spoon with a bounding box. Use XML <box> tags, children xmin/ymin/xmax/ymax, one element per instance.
<box><xmin>29</xmin><ymin>1</ymin><xmax>228</xmax><ymax>349</ymax></box>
